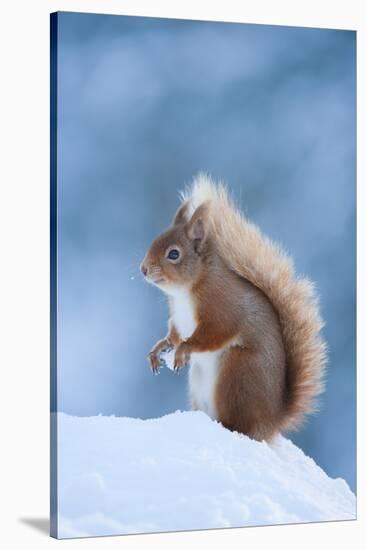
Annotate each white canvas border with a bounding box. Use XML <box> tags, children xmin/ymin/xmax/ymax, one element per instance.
<box><xmin>0</xmin><ymin>1</ymin><xmax>363</xmax><ymax>549</ymax></box>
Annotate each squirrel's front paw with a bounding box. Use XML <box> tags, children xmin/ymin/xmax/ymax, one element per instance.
<box><xmin>148</xmin><ymin>351</ymin><xmax>162</xmax><ymax>375</ymax></box>
<box><xmin>148</xmin><ymin>339</ymin><xmax>173</xmax><ymax>375</ymax></box>
<box><xmin>173</xmin><ymin>342</ymin><xmax>191</xmax><ymax>374</ymax></box>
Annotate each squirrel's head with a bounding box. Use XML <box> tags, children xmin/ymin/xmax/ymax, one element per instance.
<box><xmin>140</xmin><ymin>201</ymin><xmax>210</xmax><ymax>293</ymax></box>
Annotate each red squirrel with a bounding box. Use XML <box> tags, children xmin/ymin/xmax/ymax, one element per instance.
<box><xmin>141</xmin><ymin>174</ymin><xmax>327</xmax><ymax>440</ymax></box>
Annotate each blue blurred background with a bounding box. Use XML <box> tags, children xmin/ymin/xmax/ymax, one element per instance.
<box><xmin>55</xmin><ymin>12</ymin><xmax>356</xmax><ymax>491</ymax></box>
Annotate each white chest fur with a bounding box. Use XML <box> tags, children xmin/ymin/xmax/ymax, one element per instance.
<box><xmin>166</xmin><ymin>285</ymin><xmax>222</xmax><ymax>420</ymax></box>
<box><xmin>169</xmin><ymin>287</ymin><xmax>197</xmax><ymax>341</ymax></box>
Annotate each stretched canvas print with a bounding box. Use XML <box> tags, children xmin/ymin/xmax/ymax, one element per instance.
<box><xmin>50</xmin><ymin>11</ymin><xmax>357</xmax><ymax>539</ymax></box>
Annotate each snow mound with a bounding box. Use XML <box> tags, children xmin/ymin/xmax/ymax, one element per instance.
<box><xmin>56</xmin><ymin>411</ymin><xmax>355</xmax><ymax>538</ymax></box>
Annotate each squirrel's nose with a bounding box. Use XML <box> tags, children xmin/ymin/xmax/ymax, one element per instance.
<box><xmin>140</xmin><ymin>263</ymin><xmax>148</xmax><ymax>277</ymax></box>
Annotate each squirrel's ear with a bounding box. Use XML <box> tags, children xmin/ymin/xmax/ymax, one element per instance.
<box><xmin>186</xmin><ymin>204</ymin><xmax>208</xmax><ymax>247</ymax></box>
<box><xmin>172</xmin><ymin>201</ymin><xmax>190</xmax><ymax>226</ymax></box>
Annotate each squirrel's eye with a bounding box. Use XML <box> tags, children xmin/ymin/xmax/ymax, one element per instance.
<box><xmin>167</xmin><ymin>249</ymin><xmax>180</xmax><ymax>261</ymax></box>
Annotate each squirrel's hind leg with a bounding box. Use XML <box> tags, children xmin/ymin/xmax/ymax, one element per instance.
<box><xmin>214</xmin><ymin>346</ymin><xmax>283</xmax><ymax>442</ymax></box>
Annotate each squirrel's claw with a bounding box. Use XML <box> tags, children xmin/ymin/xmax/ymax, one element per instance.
<box><xmin>152</xmin><ymin>365</ymin><xmax>161</xmax><ymax>375</ymax></box>
<box><xmin>173</xmin><ymin>359</ymin><xmax>189</xmax><ymax>374</ymax></box>
<box><xmin>148</xmin><ymin>352</ymin><xmax>163</xmax><ymax>375</ymax></box>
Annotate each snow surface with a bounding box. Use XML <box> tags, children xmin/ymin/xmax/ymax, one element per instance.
<box><xmin>56</xmin><ymin>410</ymin><xmax>356</xmax><ymax>539</ymax></box>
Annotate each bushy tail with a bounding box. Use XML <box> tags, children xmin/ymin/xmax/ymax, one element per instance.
<box><xmin>181</xmin><ymin>173</ymin><xmax>327</xmax><ymax>432</ymax></box>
